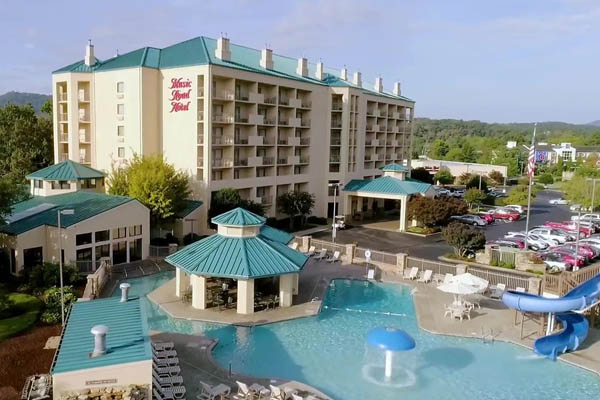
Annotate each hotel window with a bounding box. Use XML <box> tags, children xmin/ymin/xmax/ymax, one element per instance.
<box><xmin>233</xmin><ymin>170</ymin><xmax>240</xmax><ymax>179</ymax></box>
<box><xmin>81</xmin><ymin>178</ymin><xmax>96</xmax><ymax>189</ymax></box>
<box><xmin>33</xmin><ymin>180</ymin><xmax>43</xmax><ymax>189</ymax></box>
<box><xmin>129</xmin><ymin>224</ymin><xmax>142</xmax><ymax>237</ymax></box>
<box><xmin>257</xmin><ymin>167</ymin><xmax>266</xmax><ymax>177</ymax></box>
<box><xmin>52</xmin><ymin>181</ymin><xmax>70</xmax><ymax>190</ymax></box>
<box><xmin>76</xmin><ymin>232</ymin><xmax>92</xmax><ymax>246</ymax></box>
<box><xmin>117</xmin><ymin>126</ymin><xmax>125</xmax><ymax>137</ymax></box>
<box><xmin>95</xmin><ymin>229</ymin><xmax>110</xmax><ymax>242</ymax></box>
<box><xmin>212</xmin><ymin>170</ymin><xmax>222</xmax><ymax>181</ymax></box>
<box><xmin>112</xmin><ymin>241</ymin><xmax>127</xmax><ymax>265</ymax></box>
<box><xmin>117</xmin><ymin>104</ymin><xmax>124</xmax><ymax>115</ymax></box>
<box><xmin>563</xmin><ymin>151</ymin><xmax>572</xmax><ymax>162</ymax></box>
<box><xmin>129</xmin><ymin>238</ymin><xmax>142</xmax><ymax>262</ymax></box>
<box><xmin>117</xmin><ymin>82</ymin><xmax>125</xmax><ymax>93</ymax></box>
<box><xmin>113</xmin><ymin>227</ymin><xmax>127</xmax><ymax>239</ymax></box>
<box><xmin>118</xmin><ymin>147</ymin><xmax>125</xmax><ymax>158</ymax></box>
<box><xmin>95</xmin><ymin>243</ymin><xmax>110</xmax><ymax>261</ymax></box>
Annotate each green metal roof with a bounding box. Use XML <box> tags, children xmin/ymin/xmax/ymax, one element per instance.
<box><xmin>343</xmin><ymin>176</ymin><xmax>432</xmax><ymax>196</ymax></box>
<box><xmin>165</xmin><ymin>231</ymin><xmax>307</xmax><ymax>279</ymax></box>
<box><xmin>52</xmin><ymin>297</ymin><xmax>151</xmax><ymax>374</ymax></box>
<box><xmin>259</xmin><ymin>224</ymin><xmax>293</xmax><ymax>245</ymax></box>
<box><xmin>53</xmin><ymin>37</ymin><xmax>413</xmax><ymax>102</ymax></box>
<box><xmin>26</xmin><ymin>160</ymin><xmax>105</xmax><ymax>181</ymax></box>
<box><xmin>211</xmin><ymin>207</ymin><xmax>266</xmax><ymax>227</ymax></box>
<box><xmin>380</xmin><ymin>163</ymin><xmax>409</xmax><ymax>172</ymax></box>
<box><xmin>174</xmin><ymin>200</ymin><xmax>203</xmax><ymax>219</ymax></box>
<box><xmin>1</xmin><ymin>191</ymin><xmax>134</xmax><ymax>235</ymax></box>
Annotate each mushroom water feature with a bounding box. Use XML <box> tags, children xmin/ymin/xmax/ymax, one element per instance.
<box><xmin>363</xmin><ymin>327</ymin><xmax>417</xmax><ymax>388</ymax></box>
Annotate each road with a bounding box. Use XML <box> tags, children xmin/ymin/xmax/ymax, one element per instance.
<box><xmin>312</xmin><ymin>190</ymin><xmax>572</xmax><ymax>259</ymax></box>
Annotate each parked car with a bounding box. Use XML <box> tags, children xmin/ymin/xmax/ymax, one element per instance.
<box><xmin>488</xmin><ymin>238</ymin><xmax>524</xmax><ymax>249</ymax></box>
<box><xmin>571</xmin><ymin>213</ymin><xmax>600</xmax><ymax>222</ymax></box>
<box><xmin>545</xmin><ymin>221</ymin><xmax>591</xmax><ymax>238</ymax></box>
<box><xmin>477</xmin><ymin>212</ymin><xmax>495</xmax><ymax>224</ymax></box>
<box><xmin>557</xmin><ymin>244</ymin><xmax>598</xmax><ymax>259</ymax></box>
<box><xmin>527</xmin><ymin>227</ymin><xmax>568</xmax><ymax>244</ymax></box>
<box><xmin>548</xmin><ymin>247</ymin><xmax>587</xmax><ymax>265</ymax></box>
<box><xmin>450</xmin><ymin>214</ymin><xmax>487</xmax><ymax>226</ymax></box>
<box><xmin>538</xmin><ymin>252</ymin><xmax>574</xmax><ymax>271</ymax></box>
<box><xmin>580</xmin><ymin>237</ymin><xmax>600</xmax><ymax>247</ymax></box>
<box><xmin>451</xmin><ymin>189</ymin><xmax>466</xmax><ymax>198</ymax></box>
<box><xmin>503</xmin><ymin>232</ymin><xmax>548</xmax><ymax>251</ymax></box>
<box><xmin>549</xmin><ymin>198</ymin><xmax>568</xmax><ymax>205</ymax></box>
<box><xmin>504</xmin><ymin>205</ymin><xmax>525</xmax><ymax>214</ymax></box>
<box><xmin>492</xmin><ymin>208</ymin><xmax>521</xmax><ymax>222</ymax></box>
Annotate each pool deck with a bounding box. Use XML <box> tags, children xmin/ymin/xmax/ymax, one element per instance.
<box><xmin>384</xmin><ymin>274</ymin><xmax>600</xmax><ymax>376</ymax></box>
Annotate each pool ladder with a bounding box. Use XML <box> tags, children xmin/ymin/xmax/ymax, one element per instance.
<box><xmin>481</xmin><ymin>327</ymin><xmax>494</xmax><ymax>343</ymax></box>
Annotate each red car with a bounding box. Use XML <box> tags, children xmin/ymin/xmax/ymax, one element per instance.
<box><xmin>544</xmin><ymin>221</ymin><xmax>591</xmax><ymax>237</ymax></box>
<box><xmin>548</xmin><ymin>248</ymin><xmax>586</xmax><ymax>266</ymax></box>
<box><xmin>477</xmin><ymin>212</ymin><xmax>494</xmax><ymax>224</ymax></box>
<box><xmin>556</xmin><ymin>244</ymin><xmax>597</xmax><ymax>259</ymax></box>
<box><xmin>492</xmin><ymin>208</ymin><xmax>521</xmax><ymax>222</ymax></box>
<box><xmin>539</xmin><ymin>252</ymin><xmax>581</xmax><ymax>269</ymax></box>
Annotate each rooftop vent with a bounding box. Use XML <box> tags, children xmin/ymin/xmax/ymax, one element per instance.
<box><xmin>297</xmin><ymin>57</ymin><xmax>308</xmax><ymax>77</ymax></box>
<box><xmin>119</xmin><ymin>282</ymin><xmax>131</xmax><ymax>302</ymax></box>
<box><xmin>84</xmin><ymin>39</ymin><xmax>95</xmax><ymax>67</ymax></box>
<box><xmin>90</xmin><ymin>325</ymin><xmax>108</xmax><ymax>358</ymax></box>
<box><xmin>215</xmin><ymin>36</ymin><xmax>231</xmax><ymax>61</ymax></box>
<box><xmin>393</xmin><ymin>82</ymin><xmax>401</xmax><ymax>96</ymax></box>
<box><xmin>315</xmin><ymin>62</ymin><xmax>324</xmax><ymax>80</ymax></box>
<box><xmin>260</xmin><ymin>48</ymin><xmax>273</xmax><ymax>69</ymax></box>
<box><xmin>340</xmin><ymin>67</ymin><xmax>348</xmax><ymax>81</ymax></box>
<box><xmin>353</xmin><ymin>71</ymin><xmax>362</xmax><ymax>88</ymax></box>
<box><xmin>375</xmin><ymin>76</ymin><xmax>383</xmax><ymax>93</ymax></box>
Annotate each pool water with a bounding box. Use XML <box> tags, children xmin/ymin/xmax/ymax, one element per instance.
<box><xmin>115</xmin><ymin>272</ymin><xmax>600</xmax><ymax>400</ymax></box>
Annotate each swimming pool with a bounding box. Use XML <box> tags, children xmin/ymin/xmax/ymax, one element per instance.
<box><xmin>115</xmin><ymin>272</ymin><xmax>600</xmax><ymax>400</ymax></box>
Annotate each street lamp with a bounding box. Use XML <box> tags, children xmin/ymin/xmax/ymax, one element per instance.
<box><xmin>57</xmin><ymin>208</ymin><xmax>74</xmax><ymax>326</ymax></box>
<box><xmin>573</xmin><ymin>204</ymin><xmax>582</xmax><ymax>271</ymax></box>
<box><xmin>328</xmin><ymin>183</ymin><xmax>343</xmax><ymax>243</ymax></box>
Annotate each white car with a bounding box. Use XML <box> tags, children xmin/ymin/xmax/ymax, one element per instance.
<box><xmin>528</xmin><ymin>227</ymin><xmax>568</xmax><ymax>244</ymax></box>
<box><xmin>542</xmin><ymin>255</ymin><xmax>570</xmax><ymax>273</ymax></box>
<box><xmin>549</xmin><ymin>198</ymin><xmax>568</xmax><ymax>205</ymax></box>
<box><xmin>504</xmin><ymin>205</ymin><xmax>525</xmax><ymax>214</ymax></box>
<box><xmin>504</xmin><ymin>232</ymin><xmax>548</xmax><ymax>251</ymax></box>
<box><xmin>581</xmin><ymin>238</ymin><xmax>600</xmax><ymax>247</ymax></box>
<box><xmin>571</xmin><ymin>213</ymin><xmax>600</xmax><ymax>222</ymax></box>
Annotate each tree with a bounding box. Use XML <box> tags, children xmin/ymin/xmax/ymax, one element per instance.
<box><xmin>442</xmin><ymin>222</ymin><xmax>486</xmax><ymax>258</ymax></box>
<box><xmin>464</xmin><ymin>189</ymin><xmax>487</xmax><ymax>208</ymax></box>
<box><xmin>407</xmin><ymin>196</ymin><xmax>468</xmax><ymax>227</ymax></box>
<box><xmin>411</xmin><ymin>167</ymin><xmax>434</xmax><ymax>184</ymax></box>
<box><xmin>456</xmin><ymin>172</ymin><xmax>474</xmax><ymax>185</ymax></box>
<box><xmin>460</xmin><ymin>143</ymin><xmax>477</xmax><ymax>163</ymax></box>
<box><xmin>276</xmin><ymin>191</ymin><xmax>316</xmax><ymax>230</ymax></box>
<box><xmin>41</xmin><ymin>286</ymin><xmax>78</xmax><ymax>324</ymax></box>
<box><xmin>27</xmin><ymin>263</ymin><xmax>80</xmax><ymax>293</ymax></box>
<box><xmin>428</xmin><ymin>139</ymin><xmax>449</xmax><ymax>159</ymax></box>
<box><xmin>0</xmin><ymin>177</ymin><xmax>19</xmax><ymax>225</ymax></box>
<box><xmin>538</xmin><ymin>173</ymin><xmax>554</xmax><ymax>185</ymax></box>
<box><xmin>561</xmin><ymin>176</ymin><xmax>597</xmax><ymax>210</ymax></box>
<box><xmin>466</xmin><ymin>175</ymin><xmax>488</xmax><ymax>192</ymax></box>
<box><xmin>208</xmin><ymin>188</ymin><xmax>265</xmax><ymax>223</ymax></box>
<box><xmin>434</xmin><ymin>169</ymin><xmax>454</xmax><ymax>185</ymax></box>
<box><xmin>488</xmin><ymin>170</ymin><xmax>504</xmax><ymax>185</ymax></box>
<box><xmin>502</xmin><ymin>185</ymin><xmax>535</xmax><ymax>206</ymax></box>
<box><xmin>107</xmin><ymin>154</ymin><xmax>190</xmax><ymax>222</ymax></box>
<box><xmin>0</xmin><ymin>103</ymin><xmax>53</xmax><ymax>183</ymax></box>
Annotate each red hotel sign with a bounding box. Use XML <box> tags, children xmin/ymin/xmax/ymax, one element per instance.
<box><xmin>169</xmin><ymin>78</ymin><xmax>192</xmax><ymax>112</ymax></box>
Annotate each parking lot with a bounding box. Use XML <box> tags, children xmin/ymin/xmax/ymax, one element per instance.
<box><xmin>312</xmin><ymin>190</ymin><xmax>572</xmax><ymax>259</ymax></box>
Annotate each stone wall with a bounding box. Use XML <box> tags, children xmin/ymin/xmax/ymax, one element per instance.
<box><xmin>58</xmin><ymin>384</ymin><xmax>149</xmax><ymax>400</ymax></box>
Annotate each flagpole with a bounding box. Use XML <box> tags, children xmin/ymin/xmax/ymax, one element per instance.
<box><xmin>524</xmin><ymin>123</ymin><xmax>537</xmax><ymax>250</ymax></box>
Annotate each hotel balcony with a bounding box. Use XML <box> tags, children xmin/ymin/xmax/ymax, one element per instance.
<box><xmin>299</xmin><ymin>137</ymin><xmax>310</xmax><ymax>146</ymax></box>
<box><xmin>198</xmin><ymin>88</ymin><xmax>204</xmax><ymax>98</ymax></box>
<box><xmin>249</xmin><ymin>114</ymin><xmax>264</xmax><ymax>125</ymax></box>
<box><xmin>300</xmin><ymin>119</ymin><xmax>310</xmax><ymax>128</ymax></box>
<box><xmin>235</xmin><ymin>93</ymin><xmax>250</xmax><ymax>102</ymax></box>
<box><xmin>262</xmin><ymin>117</ymin><xmax>276</xmax><ymax>125</ymax></box>
<box><xmin>329</xmin><ymin>155</ymin><xmax>340</xmax><ymax>163</ymax></box>
<box><xmin>198</xmin><ymin>157</ymin><xmax>204</xmax><ymax>166</ymax></box>
<box><xmin>278</xmin><ymin>97</ymin><xmax>291</xmax><ymax>107</ymax></box>
<box><xmin>331</xmin><ymin>120</ymin><xmax>342</xmax><ymax>129</ymax></box>
<box><xmin>234</xmin><ymin>158</ymin><xmax>249</xmax><ymax>167</ymax></box>
<box><xmin>60</xmin><ymin>153</ymin><xmax>69</xmax><ymax>162</ymax></box>
<box><xmin>198</xmin><ymin>135</ymin><xmax>204</xmax><ymax>145</ymax></box>
<box><xmin>79</xmin><ymin>134</ymin><xmax>90</xmax><ymax>143</ymax></box>
<box><xmin>212</xmin><ymin>114</ymin><xmax>234</xmax><ymax>123</ymax></box>
<box><xmin>299</xmin><ymin>156</ymin><xmax>310</xmax><ymax>164</ymax></box>
<box><xmin>300</xmin><ymin>100</ymin><xmax>312</xmax><ymax>109</ymax></box>
<box><xmin>277</xmin><ymin>157</ymin><xmax>289</xmax><ymax>165</ymax></box>
<box><xmin>58</xmin><ymin>113</ymin><xmax>68</xmax><ymax>122</ymax></box>
<box><xmin>330</xmin><ymin>138</ymin><xmax>341</xmax><ymax>146</ymax></box>
<box><xmin>234</xmin><ymin>115</ymin><xmax>250</xmax><ymax>124</ymax></box>
<box><xmin>264</xmin><ymin>96</ymin><xmax>277</xmax><ymax>105</ymax></box>
<box><xmin>79</xmin><ymin>156</ymin><xmax>91</xmax><ymax>164</ymax></box>
<box><xmin>289</xmin><ymin>98</ymin><xmax>302</xmax><ymax>108</ymax></box>
<box><xmin>331</xmin><ymin>103</ymin><xmax>343</xmax><ymax>111</ymax></box>
<box><xmin>277</xmin><ymin>138</ymin><xmax>290</xmax><ymax>146</ymax></box>
<box><xmin>259</xmin><ymin>196</ymin><xmax>272</xmax><ymax>205</ymax></box>
<box><xmin>58</xmin><ymin>93</ymin><xmax>68</xmax><ymax>102</ymax></box>
<box><xmin>212</xmin><ymin>136</ymin><xmax>234</xmax><ymax>145</ymax></box>
<box><xmin>79</xmin><ymin>113</ymin><xmax>90</xmax><ymax>123</ymax></box>
<box><xmin>249</xmin><ymin>92</ymin><xmax>264</xmax><ymax>103</ymax></box>
<box><xmin>262</xmin><ymin>157</ymin><xmax>274</xmax><ymax>166</ymax></box>
<box><xmin>198</xmin><ymin>111</ymin><xmax>204</xmax><ymax>121</ymax></box>
<box><xmin>59</xmin><ymin>133</ymin><xmax>69</xmax><ymax>143</ymax></box>
<box><xmin>212</xmin><ymin>158</ymin><xmax>233</xmax><ymax>168</ymax></box>
<box><xmin>213</xmin><ymin>90</ymin><xmax>234</xmax><ymax>101</ymax></box>
<box><xmin>78</xmin><ymin>94</ymin><xmax>90</xmax><ymax>102</ymax></box>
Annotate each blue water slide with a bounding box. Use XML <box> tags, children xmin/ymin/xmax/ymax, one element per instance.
<box><xmin>501</xmin><ymin>274</ymin><xmax>600</xmax><ymax>360</ymax></box>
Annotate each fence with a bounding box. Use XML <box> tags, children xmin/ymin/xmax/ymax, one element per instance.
<box><xmin>468</xmin><ymin>266</ymin><xmax>531</xmax><ymax>291</ymax></box>
<box><xmin>310</xmin><ymin>238</ymin><xmax>347</xmax><ymax>255</ymax></box>
<box><xmin>406</xmin><ymin>257</ymin><xmax>458</xmax><ymax>276</ymax></box>
<box><xmin>149</xmin><ymin>245</ymin><xmax>178</xmax><ymax>258</ymax></box>
<box><xmin>490</xmin><ymin>248</ymin><xmax>517</xmax><ymax>266</ymax></box>
<box><xmin>354</xmin><ymin>247</ymin><xmax>397</xmax><ymax>266</ymax></box>
<box><xmin>543</xmin><ymin>263</ymin><xmax>600</xmax><ymax>296</ymax></box>
<box><xmin>82</xmin><ymin>258</ymin><xmax>111</xmax><ymax>299</ymax></box>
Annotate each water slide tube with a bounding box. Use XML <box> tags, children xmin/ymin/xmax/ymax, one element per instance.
<box><xmin>502</xmin><ymin>274</ymin><xmax>600</xmax><ymax>360</ymax></box>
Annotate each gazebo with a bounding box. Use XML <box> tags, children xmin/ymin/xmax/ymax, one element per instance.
<box><xmin>342</xmin><ymin>163</ymin><xmax>435</xmax><ymax>231</ymax></box>
<box><xmin>165</xmin><ymin>208</ymin><xmax>308</xmax><ymax>315</ymax></box>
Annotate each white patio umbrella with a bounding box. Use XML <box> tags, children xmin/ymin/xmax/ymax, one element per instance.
<box><xmin>437</xmin><ymin>280</ymin><xmax>481</xmax><ymax>305</ymax></box>
<box><xmin>449</xmin><ymin>273</ymin><xmax>488</xmax><ymax>293</ymax></box>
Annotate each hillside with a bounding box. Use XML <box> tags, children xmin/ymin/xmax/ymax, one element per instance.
<box><xmin>0</xmin><ymin>91</ymin><xmax>51</xmax><ymax>113</ymax></box>
<box><xmin>587</xmin><ymin>120</ymin><xmax>600</xmax><ymax>127</ymax></box>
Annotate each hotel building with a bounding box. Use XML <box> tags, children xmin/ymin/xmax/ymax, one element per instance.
<box><xmin>51</xmin><ymin>37</ymin><xmax>415</xmax><ymax>233</ymax></box>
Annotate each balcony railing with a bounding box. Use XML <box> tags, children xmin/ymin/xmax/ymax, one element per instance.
<box><xmin>58</xmin><ymin>93</ymin><xmax>67</xmax><ymax>101</ymax></box>
<box><xmin>300</xmin><ymin>119</ymin><xmax>310</xmax><ymax>127</ymax></box>
<box><xmin>198</xmin><ymin>88</ymin><xmax>204</xmax><ymax>98</ymax></box>
<box><xmin>299</xmin><ymin>138</ymin><xmax>310</xmax><ymax>145</ymax></box>
<box><xmin>59</xmin><ymin>113</ymin><xmax>68</xmax><ymax>122</ymax></box>
<box><xmin>198</xmin><ymin>111</ymin><xmax>204</xmax><ymax>121</ymax></box>
<box><xmin>78</xmin><ymin>95</ymin><xmax>90</xmax><ymax>102</ymax></box>
<box><xmin>301</xmin><ymin>101</ymin><xmax>312</xmax><ymax>108</ymax></box>
<box><xmin>59</xmin><ymin>134</ymin><xmax>68</xmax><ymax>142</ymax></box>
<box><xmin>235</xmin><ymin>137</ymin><xmax>249</xmax><ymax>145</ymax></box>
<box><xmin>278</xmin><ymin>138</ymin><xmax>288</xmax><ymax>145</ymax></box>
<box><xmin>299</xmin><ymin>156</ymin><xmax>310</xmax><ymax>164</ymax></box>
<box><xmin>235</xmin><ymin>93</ymin><xmax>250</xmax><ymax>101</ymax></box>
<box><xmin>60</xmin><ymin>153</ymin><xmax>69</xmax><ymax>161</ymax></box>
<box><xmin>213</xmin><ymin>90</ymin><xmax>234</xmax><ymax>100</ymax></box>
<box><xmin>262</xmin><ymin>157</ymin><xmax>274</xmax><ymax>165</ymax></box>
<box><xmin>79</xmin><ymin>135</ymin><xmax>89</xmax><ymax>143</ymax></box>
<box><xmin>278</xmin><ymin>98</ymin><xmax>289</xmax><ymax>106</ymax></box>
<box><xmin>264</xmin><ymin>118</ymin><xmax>276</xmax><ymax>125</ymax></box>
<box><xmin>235</xmin><ymin>116</ymin><xmax>249</xmax><ymax>123</ymax></box>
<box><xmin>278</xmin><ymin>119</ymin><xmax>289</xmax><ymax>126</ymax></box>
<box><xmin>332</xmin><ymin>103</ymin><xmax>343</xmax><ymax>111</ymax></box>
<box><xmin>277</xmin><ymin>157</ymin><xmax>288</xmax><ymax>165</ymax></box>
<box><xmin>212</xmin><ymin>158</ymin><xmax>233</xmax><ymax>168</ymax></box>
<box><xmin>198</xmin><ymin>135</ymin><xmax>204</xmax><ymax>144</ymax></box>
<box><xmin>330</xmin><ymin>138</ymin><xmax>341</xmax><ymax>146</ymax></box>
<box><xmin>264</xmin><ymin>97</ymin><xmax>277</xmax><ymax>105</ymax></box>
<box><xmin>198</xmin><ymin>158</ymin><xmax>204</xmax><ymax>166</ymax></box>
<box><xmin>329</xmin><ymin>156</ymin><xmax>340</xmax><ymax>163</ymax></box>
<box><xmin>212</xmin><ymin>136</ymin><xmax>233</xmax><ymax>145</ymax></box>
<box><xmin>212</xmin><ymin>114</ymin><xmax>234</xmax><ymax>123</ymax></box>
<box><xmin>234</xmin><ymin>158</ymin><xmax>248</xmax><ymax>166</ymax></box>
<box><xmin>79</xmin><ymin>156</ymin><xmax>90</xmax><ymax>164</ymax></box>
<box><xmin>79</xmin><ymin>114</ymin><xmax>90</xmax><ymax>122</ymax></box>
<box><xmin>331</xmin><ymin>121</ymin><xmax>342</xmax><ymax>128</ymax></box>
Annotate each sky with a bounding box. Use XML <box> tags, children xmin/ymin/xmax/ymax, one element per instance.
<box><xmin>1</xmin><ymin>0</ymin><xmax>599</xmax><ymax>124</ymax></box>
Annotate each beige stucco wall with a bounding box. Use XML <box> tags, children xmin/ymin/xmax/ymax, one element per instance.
<box><xmin>52</xmin><ymin>359</ymin><xmax>152</xmax><ymax>400</ymax></box>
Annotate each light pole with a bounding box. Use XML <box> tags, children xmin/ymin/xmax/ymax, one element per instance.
<box><xmin>57</xmin><ymin>208</ymin><xmax>74</xmax><ymax>326</ymax></box>
<box><xmin>329</xmin><ymin>183</ymin><xmax>343</xmax><ymax>242</ymax></box>
<box><xmin>586</xmin><ymin>178</ymin><xmax>600</xmax><ymax>212</ymax></box>
<box><xmin>574</xmin><ymin>204</ymin><xmax>582</xmax><ymax>270</ymax></box>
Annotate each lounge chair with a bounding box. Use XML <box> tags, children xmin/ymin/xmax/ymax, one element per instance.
<box><xmin>314</xmin><ymin>249</ymin><xmax>328</xmax><ymax>260</ymax></box>
<box><xmin>442</xmin><ymin>273</ymin><xmax>453</xmax><ymax>285</ymax></box>
<box><xmin>154</xmin><ymin>356</ymin><xmax>180</xmax><ymax>367</ymax></box>
<box><xmin>367</xmin><ymin>268</ymin><xmax>376</xmax><ymax>280</ymax></box>
<box><xmin>417</xmin><ymin>270</ymin><xmax>432</xmax><ymax>283</ymax></box>
<box><xmin>154</xmin><ymin>365</ymin><xmax>181</xmax><ymax>377</ymax></box>
<box><xmin>326</xmin><ymin>251</ymin><xmax>341</xmax><ymax>263</ymax></box>
<box><xmin>490</xmin><ymin>283</ymin><xmax>506</xmax><ymax>300</ymax></box>
<box><xmin>153</xmin><ymin>349</ymin><xmax>178</xmax><ymax>359</ymax></box>
<box><xmin>198</xmin><ymin>381</ymin><xmax>231</xmax><ymax>400</ymax></box>
<box><xmin>153</xmin><ymin>377</ymin><xmax>187</xmax><ymax>399</ymax></box>
<box><xmin>516</xmin><ymin>286</ymin><xmax>526</xmax><ymax>293</ymax></box>
<box><xmin>233</xmin><ymin>381</ymin><xmax>252</xmax><ymax>399</ymax></box>
<box><xmin>289</xmin><ymin>242</ymin><xmax>299</xmax><ymax>250</ymax></box>
<box><xmin>269</xmin><ymin>385</ymin><xmax>297</xmax><ymax>400</ymax></box>
<box><xmin>153</xmin><ymin>341</ymin><xmax>175</xmax><ymax>351</ymax></box>
<box><xmin>153</xmin><ymin>370</ymin><xmax>183</xmax><ymax>387</ymax></box>
<box><xmin>153</xmin><ymin>388</ymin><xmax>176</xmax><ymax>400</ymax></box>
<box><xmin>248</xmin><ymin>383</ymin><xmax>270</xmax><ymax>399</ymax></box>
<box><xmin>304</xmin><ymin>246</ymin><xmax>316</xmax><ymax>256</ymax></box>
<box><xmin>407</xmin><ymin>267</ymin><xmax>419</xmax><ymax>280</ymax></box>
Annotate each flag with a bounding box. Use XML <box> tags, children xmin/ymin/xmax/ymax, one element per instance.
<box><xmin>528</xmin><ymin>144</ymin><xmax>536</xmax><ymax>178</ymax></box>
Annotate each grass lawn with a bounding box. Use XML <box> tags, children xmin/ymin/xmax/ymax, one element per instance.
<box><xmin>0</xmin><ymin>293</ymin><xmax>43</xmax><ymax>342</ymax></box>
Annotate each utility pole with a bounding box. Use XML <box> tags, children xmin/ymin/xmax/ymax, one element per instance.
<box><xmin>524</xmin><ymin>123</ymin><xmax>537</xmax><ymax>251</ymax></box>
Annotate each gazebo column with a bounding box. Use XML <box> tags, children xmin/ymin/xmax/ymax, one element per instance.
<box><xmin>399</xmin><ymin>195</ymin><xmax>408</xmax><ymax>232</ymax></box>
<box><xmin>356</xmin><ymin>197</ymin><xmax>363</xmax><ymax>220</ymax></box>
<box><xmin>292</xmin><ymin>273</ymin><xmax>299</xmax><ymax>295</ymax></box>
<box><xmin>366</xmin><ymin>198</ymin><xmax>374</xmax><ymax>217</ymax></box>
<box><xmin>175</xmin><ymin>267</ymin><xmax>189</xmax><ymax>297</ymax></box>
<box><xmin>237</xmin><ymin>279</ymin><xmax>255</xmax><ymax>314</ymax></box>
<box><xmin>190</xmin><ymin>275</ymin><xmax>207</xmax><ymax>310</ymax></box>
<box><xmin>279</xmin><ymin>274</ymin><xmax>295</xmax><ymax>307</ymax></box>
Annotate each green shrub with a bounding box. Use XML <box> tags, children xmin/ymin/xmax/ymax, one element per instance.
<box><xmin>306</xmin><ymin>216</ymin><xmax>328</xmax><ymax>225</ymax></box>
<box><xmin>0</xmin><ymin>290</ymin><xmax>15</xmax><ymax>319</ymax></box>
<box><xmin>182</xmin><ymin>233</ymin><xmax>202</xmax><ymax>245</ymax></box>
<box><xmin>537</xmin><ymin>173</ymin><xmax>554</xmax><ymax>185</ymax></box>
<box><xmin>27</xmin><ymin>263</ymin><xmax>80</xmax><ymax>293</ymax></box>
<box><xmin>40</xmin><ymin>286</ymin><xmax>77</xmax><ymax>325</ymax></box>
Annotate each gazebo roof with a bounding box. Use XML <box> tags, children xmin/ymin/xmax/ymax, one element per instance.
<box><xmin>211</xmin><ymin>207</ymin><xmax>266</xmax><ymax>227</ymax></box>
<box><xmin>165</xmin><ymin>233</ymin><xmax>307</xmax><ymax>279</ymax></box>
<box><xmin>343</xmin><ymin>176</ymin><xmax>431</xmax><ymax>196</ymax></box>
<box><xmin>26</xmin><ymin>160</ymin><xmax>105</xmax><ymax>181</ymax></box>
<box><xmin>380</xmin><ymin>163</ymin><xmax>409</xmax><ymax>172</ymax></box>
